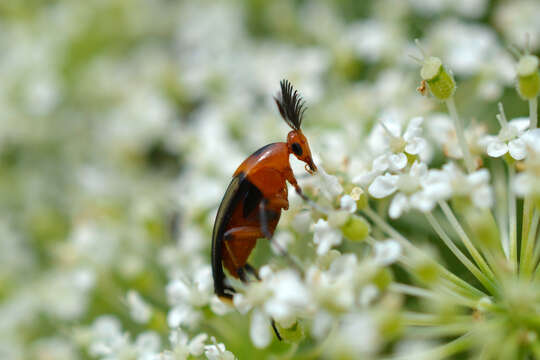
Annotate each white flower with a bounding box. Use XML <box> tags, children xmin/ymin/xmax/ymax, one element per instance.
<box><xmin>316</xmin><ymin>165</ymin><xmax>344</xmax><ymax>201</ymax></box>
<box><xmin>481</xmin><ymin>117</ymin><xmax>529</xmax><ymax>160</ymax></box>
<box><xmin>358</xmin><ymin>116</ymin><xmax>431</xmax><ymax>197</ymax></box>
<box><xmin>88</xmin><ymin>316</ymin><xmax>130</xmax><ymax>358</ymax></box>
<box><xmin>167</xmin><ymin>303</ymin><xmax>200</xmax><ymax>328</ymax></box>
<box><xmin>134</xmin><ymin>332</ymin><xmax>161</xmax><ymax>359</ymax></box>
<box><xmin>126</xmin><ymin>291</ymin><xmax>152</xmax><ymax>324</ymax></box>
<box><xmin>307</xmin><ymin>254</ymin><xmax>361</xmax><ymax>311</ymax></box>
<box><xmin>340</xmin><ymin>195</ymin><xmax>357</xmax><ymax>213</ymax></box>
<box><xmin>427</xmin><ymin>113</ymin><xmax>487</xmax><ymax>158</ymax></box>
<box><xmin>513</xmin><ymin>129</ymin><xmax>540</xmax><ymax>197</ymax></box>
<box><xmin>250</xmin><ymin>310</ymin><xmax>272</xmax><ymax>349</ymax></box>
<box><xmin>166</xmin><ymin>329</ymin><xmax>208</xmax><ymax>359</ymax></box>
<box><xmin>374</xmin><ymin>240</ymin><xmax>401</xmax><ymax>266</ymax></box>
<box><xmin>166</xmin><ymin>266</ymin><xmax>213</xmax><ymax>308</ymax></box>
<box><xmin>368</xmin><ymin>173</ymin><xmax>399</xmax><ymax>198</ymax></box>
<box><xmin>313</xmin><ymin>219</ymin><xmax>342</xmax><ymax>255</ymax></box>
<box><xmin>332</xmin><ymin>313</ymin><xmax>380</xmax><ymax>356</ymax></box>
<box><xmin>262</xmin><ymin>270</ymin><xmax>310</xmax><ymax>327</ymax></box>
<box><xmin>387</xmin><ymin>161</ymin><xmax>452</xmax><ymax>218</ymax></box>
<box><xmin>368</xmin><ymin>116</ymin><xmax>428</xmax><ymax>171</ymax></box>
<box><xmin>204</xmin><ymin>338</ymin><xmax>236</xmax><ymax>360</ymax></box>
<box><xmin>442</xmin><ymin>163</ymin><xmax>493</xmax><ymax>208</ymax></box>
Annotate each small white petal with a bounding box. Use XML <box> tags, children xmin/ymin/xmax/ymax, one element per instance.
<box><xmin>359</xmin><ymin>284</ymin><xmax>379</xmax><ymax>307</ymax></box>
<box><xmin>126</xmin><ymin>291</ymin><xmax>151</xmax><ymax>324</ymax></box>
<box><xmin>382</xmin><ymin>117</ymin><xmax>401</xmax><ymax>138</ymax></box>
<box><xmin>403</xmin><ymin>116</ymin><xmax>424</xmax><ymax>142</ymax></box>
<box><xmin>472</xmin><ymin>185</ymin><xmax>493</xmax><ymax>208</ymax></box>
<box><xmin>250</xmin><ymin>310</ymin><xmax>271</xmax><ymax>349</ymax></box>
<box><xmin>410</xmin><ymin>161</ymin><xmax>428</xmax><ymax>178</ymax></box>
<box><xmin>368</xmin><ymin>173</ymin><xmax>398</xmax><ymax>198</ymax></box>
<box><xmin>508</xmin><ymin>117</ymin><xmax>530</xmax><ymax>133</ymax></box>
<box><xmin>188</xmin><ymin>333</ymin><xmax>208</xmax><ymax>356</ymax></box>
<box><xmin>340</xmin><ymin>195</ymin><xmax>357</xmax><ymax>213</ymax></box>
<box><xmin>405</xmin><ymin>137</ymin><xmax>427</xmax><ymax>155</ymax></box>
<box><xmin>353</xmin><ymin>169</ymin><xmax>381</xmax><ymax>187</ymax></box>
<box><xmin>468</xmin><ymin>169</ymin><xmax>490</xmax><ymax>186</ymax></box>
<box><xmin>523</xmin><ymin>129</ymin><xmax>540</xmax><ymax>154</ymax></box>
<box><xmin>388</xmin><ymin>153</ymin><xmax>407</xmax><ymax>171</ymax></box>
<box><xmin>374</xmin><ymin>240</ymin><xmax>401</xmax><ymax>266</ymax></box>
<box><xmin>514</xmin><ymin>173</ymin><xmax>532</xmax><ymax>197</ymax></box>
<box><xmin>410</xmin><ymin>191</ymin><xmax>437</xmax><ymax>212</ymax></box>
<box><xmin>389</xmin><ymin>193</ymin><xmax>408</xmax><ymax>219</ymax></box>
<box><xmin>486</xmin><ymin>140</ymin><xmax>508</xmax><ymax>157</ymax></box>
<box><xmin>372</xmin><ymin>154</ymin><xmax>390</xmax><ymax>172</ymax></box>
<box><xmin>508</xmin><ymin>138</ymin><xmax>527</xmax><ymax>160</ymax></box>
<box><xmin>313</xmin><ymin>219</ymin><xmax>342</xmax><ymax>255</ymax></box>
<box><xmin>318</xmin><ymin>166</ymin><xmax>343</xmax><ymax>200</ymax></box>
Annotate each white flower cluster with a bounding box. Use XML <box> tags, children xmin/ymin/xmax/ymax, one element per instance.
<box><xmin>354</xmin><ymin>115</ymin><xmax>493</xmax><ymax>219</ymax></box>
<box><xmin>234</xmin><ymin>245</ymin><xmax>401</xmax><ymax>349</ymax></box>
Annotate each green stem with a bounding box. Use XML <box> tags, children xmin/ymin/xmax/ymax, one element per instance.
<box><xmin>386</xmin><ymin>333</ymin><xmax>472</xmax><ymax>360</ymax></box>
<box><xmin>363</xmin><ymin>207</ymin><xmax>486</xmax><ymax>300</ymax></box>
<box><xmin>522</xmin><ymin>209</ymin><xmax>539</xmax><ymax>277</ymax></box>
<box><xmin>439</xmin><ymin>201</ymin><xmax>496</xmax><ymax>282</ymax></box>
<box><xmin>508</xmin><ymin>165</ymin><xmax>518</xmax><ymax>271</ymax></box>
<box><xmin>530</xmin><ymin>97</ymin><xmax>538</xmax><ymax>129</ymax></box>
<box><xmin>520</xmin><ymin>97</ymin><xmax>538</xmax><ymax>276</ymax></box>
<box><xmin>389</xmin><ymin>283</ymin><xmax>437</xmax><ymax>299</ymax></box>
<box><xmin>401</xmin><ymin>312</ymin><xmax>471</xmax><ymax>326</ymax></box>
<box><xmin>426</xmin><ymin>212</ymin><xmax>497</xmax><ymax>295</ymax></box>
<box><xmin>493</xmin><ymin>159</ymin><xmax>510</xmax><ymax>260</ymax></box>
<box><xmin>446</xmin><ymin>97</ymin><xmax>475</xmax><ymax>173</ymax></box>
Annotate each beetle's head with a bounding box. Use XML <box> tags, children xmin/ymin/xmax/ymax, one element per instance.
<box><xmin>287</xmin><ymin>130</ymin><xmax>317</xmax><ymax>174</ymax></box>
<box><xmin>274</xmin><ymin>79</ymin><xmax>317</xmax><ymax>175</ymax></box>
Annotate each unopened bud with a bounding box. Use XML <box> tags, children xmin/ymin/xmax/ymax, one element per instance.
<box><xmin>516</xmin><ymin>54</ymin><xmax>540</xmax><ymax>100</ymax></box>
<box><xmin>275</xmin><ymin>321</ymin><xmax>304</xmax><ymax>343</ymax></box>
<box><xmin>420</xmin><ymin>56</ymin><xmax>456</xmax><ymax>100</ymax></box>
<box><xmin>340</xmin><ymin>214</ymin><xmax>370</xmax><ymax>241</ymax></box>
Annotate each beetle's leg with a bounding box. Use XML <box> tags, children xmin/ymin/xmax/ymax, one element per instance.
<box><xmin>225</xmin><ymin>226</ymin><xmax>284</xmax><ymax>342</ymax></box>
<box><xmin>243</xmin><ymin>263</ymin><xmax>260</xmax><ymax>281</ymax></box>
<box><xmin>222</xmin><ymin>226</ymin><xmax>264</xmax><ymax>282</ymax></box>
<box><xmin>285</xmin><ymin>168</ymin><xmax>304</xmax><ymax>198</ymax></box>
<box><xmin>271</xmin><ymin>319</ymin><xmax>283</xmax><ymax>341</ymax></box>
<box><xmin>236</xmin><ymin>267</ymin><xmax>249</xmax><ymax>283</ymax></box>
<box><xmin>259</xmin><ymin>199</ymin><xmax>303</xmax><ymax>274</ymax></box>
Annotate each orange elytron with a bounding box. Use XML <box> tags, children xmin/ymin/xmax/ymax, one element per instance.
<box><xmin>211</xmin><ymin>79</ymin><xmax>317</xmax><ymax>304</ymax></box>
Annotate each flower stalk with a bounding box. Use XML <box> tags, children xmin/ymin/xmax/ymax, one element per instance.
<box><xmin>446</xmin><ymin>97</ymin><xmax>476</xmax><ymax>173</ymax></box>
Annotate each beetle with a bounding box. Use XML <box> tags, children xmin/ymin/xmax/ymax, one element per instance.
<box><xmin>211</xmin><ymin>79</ymin><xmax>317</xmax><ymax>306</ymax></box>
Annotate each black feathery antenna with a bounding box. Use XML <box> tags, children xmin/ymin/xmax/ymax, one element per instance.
<box><xmin>274</xmin><ymin>79</ymin><xmax>306</xmax><ymax>130</ymax></box>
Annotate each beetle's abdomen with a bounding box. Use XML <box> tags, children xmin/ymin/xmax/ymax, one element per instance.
<box><xmin>221</xmin><ymin>179</ymin><xmax>282</xmax><ymax>277</ymax></box>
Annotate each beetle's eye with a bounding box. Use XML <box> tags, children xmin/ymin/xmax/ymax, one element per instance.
<box><xmin>292</xmin><ymin>142</ymin><xmax>303</xmax><ymax>156</ymax></box>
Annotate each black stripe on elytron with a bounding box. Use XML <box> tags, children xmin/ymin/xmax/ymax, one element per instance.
<box><xmin>211</xmin><ymin>172</ymin><xmax>246</xmax><ymax>297</ymax></box>
<box><xmin>242</xmin><ymin>181</ymin><xmax>263</xmax><ymax>218</ymax></box>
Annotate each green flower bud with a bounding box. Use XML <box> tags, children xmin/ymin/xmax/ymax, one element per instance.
<box><xmin>275</xmin><ymin>321</ymin><xmax>304</xmax><ymax>343</ymax></box>
<box><xmin>340</xmin><ymin>214</ymin><xmax>370</xmax><ymax>241</ymax></box>
<box><xmin>372</xmin><ymin>267</ymin><xmax>393</xmax><ymax>290</ymax></box>
<box><xmin>420</xmin><ymin>56</ymin><xmax>456</xmax><ymax>100</ymax></box>
<box><xmin>516</xmin><ymin>54</ymin><xmax>540</xmax><ymax>100</ymax></box>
